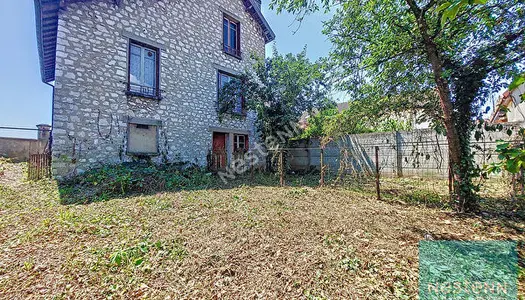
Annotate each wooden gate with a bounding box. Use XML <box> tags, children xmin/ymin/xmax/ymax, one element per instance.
<box><xmin>210</xmin><ymin>149</ymin><xmax>227</xmax><ymax>171</ymax></box>
<box><xmin>28</xmin><ymin>153</ymin><xmax>52</xmax><ymax>180</ymax></box>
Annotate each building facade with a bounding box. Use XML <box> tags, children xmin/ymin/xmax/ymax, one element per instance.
<box><xmin>34</xmin><ymin>0</ymin><xmax>274</xmax><ymax>177</ymax></box>
<box><xmin>489</xmin><ymin>83</ymin><xmax>525</xmax><ymax>126</ymax></box>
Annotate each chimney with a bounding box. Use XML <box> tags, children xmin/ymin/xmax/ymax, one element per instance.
<box><xmin>36</xmin><ymin>124</ymin><xmax>51</xmax><ymax>141</ymax></box>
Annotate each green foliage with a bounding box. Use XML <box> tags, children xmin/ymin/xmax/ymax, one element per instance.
<box><xmin>301</xmin><ymin>102</ymin><xmax>414</xmax><ymax>139</ymax></box>
<box><xmin>340</xmin><ymin>257</ymin><xmax>361</xmax><ymax>272</ymax></box>
<box><xmin>299</xmin><ymin>107</ymin><xmax>338</xmax><ymax>138</ymax></box>
<box><xmin>269</xmin><ymin>0</ymin><xmax>525</xmax><ymax>212</ymax></box>
<box><xmin>0</xmin><ymin>158</ymin><xmax>12</xmax><ymax>176</ymax></box>
<box><xmin>108</xmin><ymin>239</ymin><xmax>187</xmax><ymax>269</ymax></box>
<box><xmin>509</xmin><ymin>73</ymin><xmax>525</xmax><ymax>91</ymax></box>
<box><xmin>437</xmin><ymin>0</ymin><xmax>488</xmax><ymax>27</ymax></box>
<box><xmin>218</xmin><ymin>47</ymin><xmax>333</xmax><ymax>144</ymax></box>
<box><xmin>485</xmin><ymin>140</ymin><xmax>525</xmax><ymax>175</ymax></box>
<box><xmin>374</xmin><ymin>119</ymin><xmax>413</xmax><ymax>133</ymax></box>
<box><xmin>59</xmin><ymin>164</ymin><xmax>213</xmax><ymax>204</ymax></box>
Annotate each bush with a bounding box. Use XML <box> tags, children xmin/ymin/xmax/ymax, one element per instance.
<box><xmin>59</xmin><ymin>163</ymin><xmax>214</xmax><ymax>204</ymax></box>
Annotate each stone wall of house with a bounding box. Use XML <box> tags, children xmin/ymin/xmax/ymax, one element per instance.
<box><xmin>52</xmin><ymin>0</ymin><xmax>267</xmax><ymax>177</ymax></box>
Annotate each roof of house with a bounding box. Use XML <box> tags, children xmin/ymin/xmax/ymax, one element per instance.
<box><xmin>489</xmin><ymin>83</ymin><xmax>525</xmax><ymax>124</ymax></box>
<box><xmin>34</xmin><ymin>0</ymin><xmax>60</xmax><ymax>83</ymax></box>
<box><xmin>489</xmin><ymin>91</ymin><xmax>512</xmax><ymax>124</ymax></box>
<box><xmin>336</xmin><ymin>102</ymin><xmax>349</xmax><ymax>112</ymax></box>
<box><xmin>243</xmin><ymin>0</ymin><xmax>275</xmax><ymax>44</ymax></box>
<box><xmin>34</xmin><ymin>0</ymin><xmax>276</xmax><ymax>83</ymax></box>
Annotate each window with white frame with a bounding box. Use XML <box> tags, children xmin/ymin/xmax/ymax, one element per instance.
<box><xmin>128</xmin><ymin>41</ymin><xmax>159</xmax><ymax>97</ymax></box>
<box><xmin>233</xmin><ymin>134</ymin><xmax>248</xmax><ymax>152</ymax></box>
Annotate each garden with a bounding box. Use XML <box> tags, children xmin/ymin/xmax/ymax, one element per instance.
<box><xmin>0</xmin><ymin>160</ymin><xmax>523</xmax><ymax>298</ymax></box>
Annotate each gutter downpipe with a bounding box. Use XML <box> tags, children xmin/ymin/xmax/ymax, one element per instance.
<box><xmin>44</xmin><ymin>81</ymin><xmax>55</xmax><ymax>159</ymax></box>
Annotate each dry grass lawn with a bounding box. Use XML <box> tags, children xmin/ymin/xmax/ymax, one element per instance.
<box><xmin>0</xmin><ymin>161</ymin><xmax>523</xmax><ymax>299</ymax></box>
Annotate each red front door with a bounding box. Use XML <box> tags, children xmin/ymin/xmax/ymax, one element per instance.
<box><xmin>212</xmin><ymin>132</ymin><xmax>227</xmax><ymax>170</ymax></box>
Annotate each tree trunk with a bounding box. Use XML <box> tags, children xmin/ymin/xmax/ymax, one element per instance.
<box><xmin>405</xmin><ymin>0</ymin><xmax>476</xmax><ymax>212</ymax></box>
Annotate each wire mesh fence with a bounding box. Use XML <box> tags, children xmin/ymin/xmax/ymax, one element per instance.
<box><xmin>260</xmin><ymin>129</ymin><xmax>517</xmax><ymax>206</ymax></box>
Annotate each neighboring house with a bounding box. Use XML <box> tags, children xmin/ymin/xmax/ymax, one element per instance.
<box><xmin>489</xmin><ymin>83</ymin><xmax>525</xmax><ymax>125</ymax></box>
<box><xmin>34</xmin><ymin>0</ymin><xmax>275</xmax><ymax>177</ymax></box>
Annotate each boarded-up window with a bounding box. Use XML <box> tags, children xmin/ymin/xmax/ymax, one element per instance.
<box><xmin>127</xmin><ymin>123</ymin><xmax>158</xmax><ymax>155</ymax></box>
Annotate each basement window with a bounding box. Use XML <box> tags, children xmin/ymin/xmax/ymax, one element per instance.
<box><xmin>127</xmin><ymin>122</ymin><xmax>159</xmax><ymax>155</ymax></box>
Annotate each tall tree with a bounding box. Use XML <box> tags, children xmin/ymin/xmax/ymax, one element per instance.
<box><xmin>270</xmin><ymin>0</ymin><xmax>525</xmax><ymax>212</ymax></box>
<box><xmin>219</xmin><ymin>47</ymin><xmax>332</xmax><ymax>145</ymax></box>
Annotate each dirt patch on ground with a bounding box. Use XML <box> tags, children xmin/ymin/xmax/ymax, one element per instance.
<box><xmin>0</xmin><ymin>163</ymin><xmax>523</xmax><ymax>299</ymax></box>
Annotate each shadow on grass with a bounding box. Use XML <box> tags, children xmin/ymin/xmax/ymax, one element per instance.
<box><xmin>57</xmin><ymin>164</ymin><xmax>525</xmax><ymax>228</ymax></box>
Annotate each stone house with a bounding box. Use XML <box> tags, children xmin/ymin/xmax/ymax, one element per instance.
<box><xmin>34</xmin><ymin>0</ymin><xmax>275</xmax><ymax>177</ymax></box>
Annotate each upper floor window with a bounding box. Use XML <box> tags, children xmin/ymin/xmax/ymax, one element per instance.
<box><xmin>127</xmin><ymin>41</ymin><xmax>160</xmax><ymax>99</ymax></box>
<box><xmin>223</xmin><ymin>15</ymin><xmax>241</xmax><ymax>58</ymax></box>
<box><xmin>218</xmin><ymin>71</ymin><xmax>244</xmax><ymax>115</ymax></box>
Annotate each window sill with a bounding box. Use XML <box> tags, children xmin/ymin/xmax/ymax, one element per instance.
<box><xmin>225</xmin><ymin>111</ymin><xmax>247</xmax><ymax>118</ymax></box>
<box><xmin>125</xmin><ymin>90</ymin><xmax>163</xmax><ymax>101</ymax></box>
<box><xmin>126</xmin><ymin>151</ymin><xmax>160</xmax><ymax>157</ymax></box>
<box><xmin>223</xmin><ymin>50</ymin><xmax>242</xmax><ymax>60</ymax></box>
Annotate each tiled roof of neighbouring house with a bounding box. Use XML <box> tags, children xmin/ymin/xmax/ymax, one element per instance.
<box><xmin>34</xmin><ymin>0</ymin><xmax>276</xmax><ymax>83</ymax></box>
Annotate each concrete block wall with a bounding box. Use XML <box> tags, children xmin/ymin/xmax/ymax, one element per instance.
<box><xmin>0</xmin><ymin>125</ymin><xmax>51</xmax><ymax>162</ymax></box>
<box><xmin>288</xmin><ymin>128</ymin><xmax>514</xmax><ymax>178</ymax></box>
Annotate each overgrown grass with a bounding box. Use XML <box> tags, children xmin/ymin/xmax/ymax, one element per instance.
<box><xmin>58</xmin><ymin>163</ymin><xmax>331</xmax><ymax>205</ymax></box>
<box><xmin>0</xmin><ymin>157</ymin><xmax>12</xmax><ymax>177</ymax></box>
<box><xmin>0</xmin><ymin>162</ymin><xmax>523</xmax><ymax>298</ymax></box>
<box><xmin>58</xmin><ymin>163</ymin><xmax>216</xmax><ymax>204</ymax></box>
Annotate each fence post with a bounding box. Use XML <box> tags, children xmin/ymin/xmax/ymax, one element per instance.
<box><xmin>375</xmin><ymin>146</ymin><xmax>381</xmax><ymax>201</ymax></box>
<box><xmin>250</xmin><ymin>160</ymin><xmax>254</xmax><ymax>180</ymax></box>
<box><xmin>279</xmin><ymin>150</ymin><xmax>285</xmax><ymax>187</ymax></box>
<box><xmin>28</xmin><ymin>155</ymin><xmax>32</xmax><ymax>180</ymax></box>
<box><xmin>320</xmin><ymin>147</ymin><xmax>325</xmax><ymax>187</ymax></box>
<box><xmin>395</xmin><ymin>131</ymin><xmax>403</xmax><ymax>177</ymax></box>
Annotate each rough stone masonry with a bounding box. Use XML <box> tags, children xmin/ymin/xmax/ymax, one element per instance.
<box><xmin>48</xmin><ymin>0</ymin><xmax>272</xmax><ymax>177</ymax></box>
